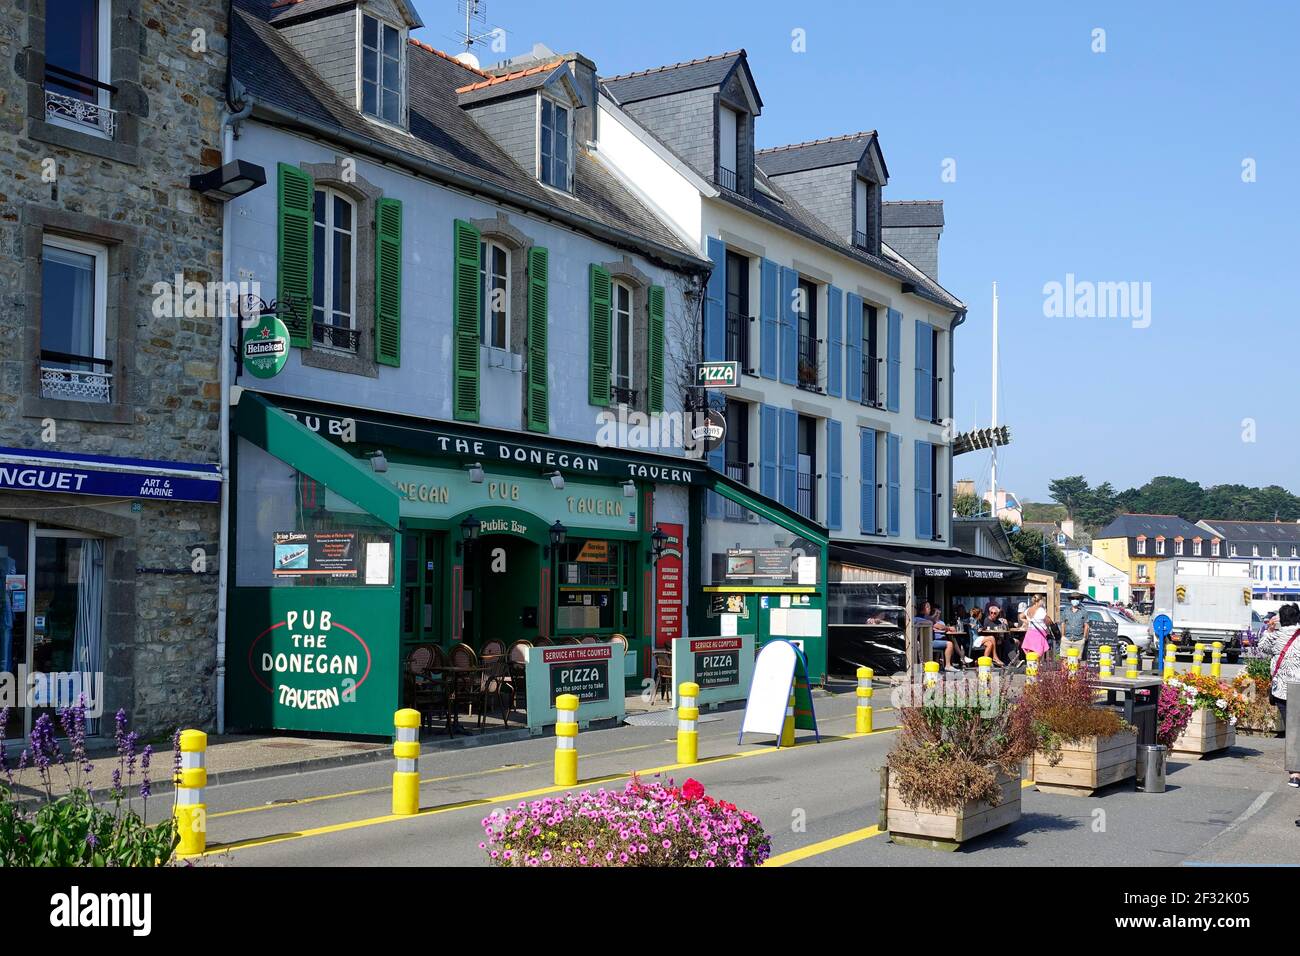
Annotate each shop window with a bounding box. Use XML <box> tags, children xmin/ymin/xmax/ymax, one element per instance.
<box><xmin>555</xmin><ymin>538</ymin><xmax>624</xmax><ymax>631</ymax></box>
<box><xmin>234</xmin><ymin>438</ymin><xmax>394</xmax><ymax>588</ymax></box>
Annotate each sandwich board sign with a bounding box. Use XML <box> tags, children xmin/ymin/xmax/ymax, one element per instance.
<box><xmin>738</xmin><ymin>639</ymin><xmax>819</xmax><ymax>747</ymax></box>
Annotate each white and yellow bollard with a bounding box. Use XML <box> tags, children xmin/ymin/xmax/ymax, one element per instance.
<box><xmin>1066</xmin><ymin>646</ymin><xmax>1080</xmax><ymax>674</ymax></box>
<box><xmin>1210</xmin><ymin>641</ymin><xmax>1223</xmax><ymax>679</ymax></box>
<box><xmin>392</xmin><ymin>708</ymin><xmax>421</xmax><ymax>816</ymax></box>
<box><xmin>978</xmin><ymin>656</ymin><xmax>992</xmax><ymax>684</ymax></box>
<box><xmin>1163</xmin><ymin>658</ymin><xmax>1177</xmax><ymax>681</ymax></box>
<box><xmin>923</xmin><ymin>660</ymin><xmax>940</xmax><ymax>690</ymax></box>
<box><xmin>1025</xmin><ymin>651</ymin><xmax>1040</xmax><ymax>683</ymax></box>
<box><xmin>780</xmin><ymin>688</ymin><xmax>796</xmax><ymax>748</ymax></box>
<box><xmin>855</xmin><ymin>667</ymin><xmax>874</xmax><ymax>734</ymax></box>
<box><xmin>554</xmin><ymin>694</ymin><xmax>579</xmax><ymax>786</ymax></box>
<box><xmin>677</xmin><ymin>682</ymin><xmax>700</xmax><ymax>764</ymax></box>
<box><xmin>174</xmin><ymin>729</ymin><xmax>207</xmax><ymax>857</ymax></box>
<box><xmin>1124</xmin><ymin>643</ymin><xmax>1139</xmax><ymax>679</ymax></box>
<box><xmin>1191</xmin><ymin>643</ymin><xmax>1206</xmax><ymax>676</ymax></box>
<box><xmin>1098</xmin><ymin>645</ymin><xmax>1113</xmax><ymax>678</ymax></box>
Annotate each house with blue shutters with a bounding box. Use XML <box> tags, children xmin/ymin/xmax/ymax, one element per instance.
<box><xmin>591</xmin><ymin>50</ymin><xmax>976</xmax><ymax>620</ymax></box>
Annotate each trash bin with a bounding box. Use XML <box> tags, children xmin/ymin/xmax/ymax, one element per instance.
<box><xmin>1137</xmin><ymin>744</ymin><xmax>1167</xmax><ymax>793</ymax></box>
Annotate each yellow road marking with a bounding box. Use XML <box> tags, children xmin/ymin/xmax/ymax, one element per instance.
<box><xmin>192</xmin><ymin>722</ymin><xmax>899</xmax><ymax>858</ymax></box>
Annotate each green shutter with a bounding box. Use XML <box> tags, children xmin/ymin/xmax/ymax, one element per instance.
<box><xmin>452</xmin><ymin>219</ymin><xmax>481</xmax><ymax>421</ymax></box>
<box><xmin>276</xmin><ymin>163</ymin><xmax>313</xmax><ymax>348</ymax></box>
<box><xmin>648</xmin><ymin>284</ymin><xmax>665</xmax><ymax>414</ymax></box>
<box><xmin>588</xmin><ymin>264</ymin><xmax>612</xmax><ymax>406</ymax></box>
<box><xmin>374</xmin><ymin>197</ymin><xmax>402</xmax><ymax>366</ymax></box>
<box><xmin>525</xmin><ymin>245</ymin><xmax>549</xmax><ymax>433</ymax></box>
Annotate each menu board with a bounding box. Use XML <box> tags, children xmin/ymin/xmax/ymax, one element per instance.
<box><xmin>273</xmin><ymin>531</ymin><xmax>361</xmax><ymax>579</ymax></box>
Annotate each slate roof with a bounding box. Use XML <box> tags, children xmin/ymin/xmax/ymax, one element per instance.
<box><xmin>1199</xmin><ymin>520</ymin><xmax>1300</xmax><ymax>545</ymax></box>
<box><xmin>268</xmin><ymin>0</ymin><xmax>422</xmax><ymax>27</ymax></box>
<box><xmin>1096</xmin><ymin>514</ymin><xmax>1212</xmax><ymax>541</ymax></box>
<box><xmin>883</xmin><ymin>200</ymin><xmax>944</xmax><ymax>228</ymax></box>
<box><xmin>603</xmin><ymin>51</ymin><xmax>754</xmax><ymax>106</ymax></box>
<box><xmin>455</xmin><ymin>61</ymin><xmax>566</xmax><ymax>106</ymax></box>
<box><xmin>230</xmin><ymin>0</ymin><xmax>703</xmax><ymax>268</ymax></box>
<box><xmin>755</xmin><ymin>131</ymin><xmax>879</xmax><ymax>176</ymax></box>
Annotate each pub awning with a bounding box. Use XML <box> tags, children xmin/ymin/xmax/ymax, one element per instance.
<box><xmin>830</xmin><ymin>541</ymin><xmax>1032</xmax><ymax>584</ymax></box>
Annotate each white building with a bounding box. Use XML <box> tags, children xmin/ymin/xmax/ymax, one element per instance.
<box><xmin>1064</xmin><ymin>549</ymin><xmax>1130</xmax><ymax>604</ymax></box>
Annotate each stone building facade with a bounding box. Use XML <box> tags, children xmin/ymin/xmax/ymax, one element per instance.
<box><xmin>0</xmin><ymin>0</ymin><xmax>229</xmax><ymax>739</ymax></box>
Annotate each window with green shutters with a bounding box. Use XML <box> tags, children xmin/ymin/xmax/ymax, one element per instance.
<box><xmin>525</xmin><ymin>246</ymin><xmax>549</xmax><ymax>432</ymax></box>
<box><xmin>647</xmin><ymin>284</ymin><xmax>665</xmax><ymax>413</ymax></box>
<box><xmin>373</xmin><ymin>197</ymin><xmax>402</xmax><ymax>366</ymax></box>
<box><xmin>588</xmin><ymin>264</ymin><xmax>612</xmax><ymax>406</ymax></box>
<box><xmin>277</xmin><ymin>163</ymin><xmax>314</xmax><ymax>348</ymax></box>
<box><xmin>452</xmin><ymin>219</ymin><xmax>482</xmax><ymax>421</ymax></box>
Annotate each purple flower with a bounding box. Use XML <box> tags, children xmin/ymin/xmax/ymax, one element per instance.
<box><xmin>86</xmin><ymin>832</ymin><xmax>99</xmax><ymax>848</ymax></box>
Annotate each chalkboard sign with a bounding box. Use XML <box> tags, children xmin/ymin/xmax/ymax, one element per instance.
<box><xmin>1084</xmin><ymin>619</ymin><xmax>1120</xmax><ymax>666</ymax></box>
<box><xmin>694</xmin><ymin>641</ymin><xmax>741</xmax><ymax>689</ymax></box>
<box><xmin>549</xmin><ymin>658</ymin><xmax>610</xmax><ymax>703</ymax></box>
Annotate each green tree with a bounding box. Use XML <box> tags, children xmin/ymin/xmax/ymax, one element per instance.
<box><xmin>953</xmin><ymin>492</ymin><xmax>981</xmax><ymax>518</ymax></box>
<box><xmin>1075</xmin><ymin>481</ymin><xmax>1118</xmax><ymax>528</ymax></box>
<box><xmin>1132</xmin><ymin>476</ymin><xmax>1204</xmax><ymax>519</ymax></box>
<box><xmin>1048</xmin><ymin>476</ymin><xmax>1090</xmax><ymax>517</ymax></box>
<box><xmin>1002</xmin><ymin>521</ymin><xmax>1079</xmax><ymax>588</ymax></box>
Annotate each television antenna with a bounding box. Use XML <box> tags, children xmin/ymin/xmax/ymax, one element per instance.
<box><xmin>455</xmin><ymin>0</ymin><xmax>498</xmax><ymax>56</ymax></box>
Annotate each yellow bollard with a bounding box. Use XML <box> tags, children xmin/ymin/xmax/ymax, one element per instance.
<box><xmin>1210</xmin><ymin>641</ymin><xmax>1223</xmax><ymax>678</ymax></box>
<box><xmin>923</xmin><ymin>660</ymin><xmax>940</xmax><ymax>690</ymax></box>
<box><xmin>977</xmin><ymin>656</ymin><xmax>992</xmax><ymax>684</ymax></box>
<box><xmin>676</xmin><ymin>682</ymin><xmax>700</xmax><ymax>764</ymax></box>
<box><xmin>780</xmin><ymin>688</ymin><xmax>796</xmax><ymax>747</ymax></box>
<box><xmin>1124</xmin><ymin>643</ymin><xmax>1139</xmax><ymax>679</ymax></box>
<box><xmin>554</xmin><ymin>694</ymin><xmax>579</xmax><ymax>786</ymax></box>
<box><xmin>174</xmin><ymin>729</ymin><xmax>207</xmax><ymax>857</ymax></box>
<box><xmin>855</xmin><ymin>667</ymin><xmax>874</xmax><ymax>734</ymax></box>
<box><xmin>1190</xmin><ymin>642</ymin><xmax>1205</xmax><ymax>676</ymax></box>
<box><xmin>1025</xmin><ymin>651</ymin><xmax>1039</xmax><ymax>683</ymax></box>
<box><xmin>1066</xmin><ymin>646</ymin><xmax>1080</xmax><ymax>674</ymax></box>
<box><xmin>392</xmin><ymin>708</ymin><xmax>421</xmax><ymax>816</ymax></box>
<box><xmin>1098</xmin><ymin>645</ymin><xmax>1113</xmax><ymax>678</ymax></box>
<box><xmin>1163</xmin><ymin>658</ymin><xmax>1176</xmax><ymax>680</ymax></box>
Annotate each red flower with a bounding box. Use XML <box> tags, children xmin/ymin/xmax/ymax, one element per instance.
<box><xmin>682</xmin><ymin>779</ymin><xmax>706</xmax><ymax>801</ymax></box>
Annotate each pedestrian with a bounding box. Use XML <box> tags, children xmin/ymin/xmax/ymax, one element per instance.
<box><xmin>1060</xmin><ymin>596</ymin><xmax>1090</xmax><ymax>653</ymax></box>
<box><xmin>1022</xmin><ymin>605</ymin><xmax>1053</xmax><ymax>662</ymax></box>
<box><xmin>1257</xmin><ymin>602</ymin><xmax>1300</xmax><ymax>788</ymax></box>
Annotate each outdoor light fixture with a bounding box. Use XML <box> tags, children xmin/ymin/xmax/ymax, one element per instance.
<box><xmin>545</xmin><ymin>470</ymin><xmax>564</xmax><ymax>490</ymax></box>
<box><xmin>649</xmin><ymin>524</ymin><xmax>669</xmax><ymax>563</ymax></box>
<box><xmin>367</xmin><ymin>451</ymin><xmax>388</xmax><ymax>473</ymax></box>
<box><xmin>456</xmin><ymin>513</ymin><xmax>482</xmax><ymax>556</ymax></box>
<box><xmin>622</xmin><ymin>480</ymin><xmax>636</xmax><ymax>497</ymax></box>
<box><xmin>545</xmin><ymin>520</ymin><xmax>568</xmax><ymax>559</ymax></box>
<box><xmin>467</xmin><ymin>462</ymin><xmax>485</xmax><ymax>484</ymax></box>
<box><xmin>188</xmin><ymin>159</ymin><xmax>267</xmax><ymax>202</ymax></box>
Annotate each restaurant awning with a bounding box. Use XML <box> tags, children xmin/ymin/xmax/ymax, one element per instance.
<box><xmin>829</xmin><ymin>541</ymin><xmax>1031</xmax><ymax>583</ymax></box>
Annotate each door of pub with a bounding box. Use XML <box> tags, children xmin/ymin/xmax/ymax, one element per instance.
<box><xmin>400</xmin><ymin>530</ymin><xmax>445</xmax><ymax>649</ymax></box>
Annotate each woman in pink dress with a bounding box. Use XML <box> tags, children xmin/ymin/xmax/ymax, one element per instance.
<box><xmin>1022</xmin><ymin>606</ymin><xmax>1053</xmax><ymax>658</ymax></box>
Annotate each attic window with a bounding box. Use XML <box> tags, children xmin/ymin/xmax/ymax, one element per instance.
<box><xmin>539</xmin><ymin>97</ymin><xmax>570</xmax><ymax>191</ymax></box>
<box><xmin>360</xmin><ymin>14</ymin><xmax>403</xmax><ymax>125</ymax></box>
<box><xmin>854</xmin><ymin>178</ymin><xmax>871</xmax><ymax>248</ymax></box>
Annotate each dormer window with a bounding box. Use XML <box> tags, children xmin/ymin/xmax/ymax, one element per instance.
<box><xmin>360</xmin><ymin>14</ymin><xmax>403</xmax><ymax>125</ymax></box>
<box><xmin>539</xmin><ymin>97</ymin><xmax>570</xmax><ymax>191</ymax></box>
<box><xmin>719</xmin><ymin>106</ymin><xmax>740</xmax><ymax>192</ymax></box>
<box><xmin>854</xmin><ymin>178</ymin><xmax>871</xmax><ymax>248</ymax></box>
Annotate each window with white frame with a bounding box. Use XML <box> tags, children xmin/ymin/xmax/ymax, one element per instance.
<box><xmin>539</xmin><ymin>98</ymin><xmax>570</xmax><ymax>190</ymax></box>
<box><xmin>40</xmin><ymin>235</ymin><xmax>110</xmax><ymax>402</ymax></box>
<box><xmin>1252</xmin><ymin>545</ymin><xmax>1259</xmax><ymax>557</ymax></box>
<box><xmin>1156</xmin><ymin>539</ymin><xmax>1165</xmax><ymax>555</ymax></box>
<box><xmin>479</xmin><ymin>241</ymin><xmax>510</xmax><ymax>350</ymax></box>
<box><xmin>1136</xmin><ymin>538</ymin><xmax>1146</xmax><ymax>555</ymax></box>
<box><xmin>718</xmin><ymin>106</ymin><xmax>739</xmax><ymax>191</ymax></box>
<box><xmin>1175</xmin><ymin>539</ymin><xmax>1183</xmax><ymax>555</ymax></box>
<box><xmin>312</xmin><ymin>188</ymin><xmax>357</xmax><ymax>349</ymax></box>
<box><xmin>1272</xmin><ymin>546</ymin><xmax>1279</xmax><ymax>557</ymax></box>
<box><xmin>1193</xmin><ymin>539</ymin><xmax>1202</xmax><ymax>556</ymax></box>
<box><xmin>1228</xmin><ymin>544</ymin><xmax>1235</xmax><ymax>557</ymax></box>
<box><xmin>854</xmin><ymin>178</ymin><xmax>871</xmax><ymax>247</ymax></box>
<box><xmin>360</xmin><ymin>14</ymin><xmax>403</xmax><ymax>125</ymax></box>
<box><xmin>612</xmin><ymin>280</ymin><xmax>634</xmax><ymax>396</ymax></box>
<box><xmin>44</xmin><ymin>0</ymin><xmax>114</xmax><ymax>138</ymax></box>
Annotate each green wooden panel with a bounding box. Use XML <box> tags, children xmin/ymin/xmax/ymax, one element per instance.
<box><xmin>647</xmin><ymin>284</ymin><xmax>665</xmax><ymax>414</ymax></box>
<box><xmin>276</xmin><ymin>163</ymin><xmax>313</xmax><ymax>348</ymax></box>
<box><xmin>452</xmin><ymin>219</ymin><xmax>481</xmax><ymax>421</ymax></box>
<box><xmin>588</xmin><ymin>264</ymin><xmax>611</xmax><ymax>406</ymax></box>
<box><xmin>374</xmin><ymin>197</ymin><xmax>402</xmax><ymax>366</ymax></box>
<box><xmin>525</xmin><ymin>245</ymin><xmax>549</xmax><ymax>432</ymax></box>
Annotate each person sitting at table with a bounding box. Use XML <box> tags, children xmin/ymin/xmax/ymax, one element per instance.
<box><xmin>914</xmin><ymin>600</ymin><xmax>965</xmax><ymax>672</ymax></box>
<box><xmin>967</xmin><ymin>605</ymin><xmax>1005</xmax><ymax>667</ymax></box>
<box><xmin>931</xmin><ymin>608</ymin><xmax>972</xmax><ymax>667</ymax></box>
<box><xmin>984</xmin><ymin>604</ymin><xmax>1008</xmax><ymax>630</ymax></box>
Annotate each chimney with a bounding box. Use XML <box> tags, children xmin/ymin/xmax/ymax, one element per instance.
<box><xmin>955</xmin><ymin>479</ymin><xmax>975</xmax><ymax>499</ymax></box>
<box><xmin>881</xmin><ymin>200</ymin><xmax>944</xmax><ymax>282</ymax></box>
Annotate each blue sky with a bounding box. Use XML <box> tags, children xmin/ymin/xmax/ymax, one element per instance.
<box><xmin>412</xmin><ymin>0</ymin><xmax>1299</xmax><ymax>501</ymax></box>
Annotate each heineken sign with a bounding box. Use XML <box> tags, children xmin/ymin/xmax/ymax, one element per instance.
<box><xmin>242</xmin><ymin>315</ymin><xmax>290</xmax><ymax>379</ymax></box>
<box><xmin>695</xmin><ymin>361</ymin><xmax>740</xmax><ymax>388</ymax></box>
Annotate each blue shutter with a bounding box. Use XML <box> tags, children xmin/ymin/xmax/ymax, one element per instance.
<box><xmin>827</xmin><ymin>419</ymin><xmax>842</xmax><ymax>530</ymax></box>
<box><xmin>780</xmin><ymin>407</ymin><xmax>798</xmax><ymax>508</ymax></box>
<box><xmin>704</xmin><ymin>237</ymin><xmax>726</xmax><ymax>362</ymax></box>
<box><xmin>914</xmin><ymin>320</ymin><xmax>934</xmax><ymax>422</ymax></box>
<box><xmin>845</xmin><ymin>293</ymin><xmax>863</xmax><ymax>403</ymax></box>
<box><xmin>780</xmin><ymin>266</ymin><xmax>798</xmax><ymax>385</ymax></box>
<box><xmin>760</xmin><ymin>259</ymin><xmax>779</xmax><ymax>379</ymax></box>
<box><xmin>886</xmin><ymin>433</ymin><xmax>901</xmax><ymax>536</ymax></box>
<box><xmin>886</xmin><ymin>308</ymin><xmax>901</xmax><ymax>412</ymax></box>
<box><xmin>760</xmin><ymin>404</ymin><xmax>779</xmax><ymax>499</ymax></box>
<box><xmin>915</xmin><ymin>440</ymin><xmax>933</xmax><ymax>540</ymax></box>
<box><xmin>827</xmin><ymin>286</ymin><xmax>843</xmax><ymax>398</ymax></box>
<box><xmin>860</xmin><ymin>427</ymin><xmax>876</xmax><ymax>534</ymax></box>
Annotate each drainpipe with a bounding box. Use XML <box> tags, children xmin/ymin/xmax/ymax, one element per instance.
<box><xmin>215</xmin><ymin>83</ymin><xmax>254</xmax><ymax>736</ymax></box>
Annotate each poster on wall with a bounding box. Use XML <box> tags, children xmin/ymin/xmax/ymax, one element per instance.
<box><xmin>273</xmin><ymin>531</ymin><xmax>362</xmax><ymax>579</ymax></box>
<box><xmin>656</xmin><ymin>523</ymin><xmax>684</xmax><ymax>648</ymax></box>
<box><xmin>707</xmin><ymin>593</ymin><xmax>750</xmax><ymax>619</ymax></box>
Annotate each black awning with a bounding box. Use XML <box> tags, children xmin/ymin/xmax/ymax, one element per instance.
<box><xmin>830</xmin><ymin>541</ymin><xmax>1032</xmax><ymax>583</ymax></box>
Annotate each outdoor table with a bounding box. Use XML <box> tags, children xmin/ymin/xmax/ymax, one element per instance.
<box><xmin>429</xmin><ymin>665</ymin><xmax>487</xmax><ymax>737</ymax></box>
<box><xmin>1094</xmin><ymin>676</ymin><xmax>1162</xmax><ymax>747</ymax></box>
<box><xmin>981</xmin><ymin>628</ymin><xmax>1024</xmax><ymax>664</ymax></box>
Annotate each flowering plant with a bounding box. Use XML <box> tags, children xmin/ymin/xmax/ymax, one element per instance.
<box><xmin>1230</xmin><ymin>673</ymin><xmax>1283</xmax><ymax>733</ymax></box>
<box><xmin>0</xmin><ymin>701</ymin><xmax>179</xmax><ymax>866</ymax></box>
<box><xmin>1165</xmin><ymin>672</ymin><xmax>1246</xmax><ymax>725</ymax></box>
<box><xmin>1155</xmin><ymin>684</ymin><xmax>1193</xmax><ymax>748</ymax></box>
<box><xmin>1019</xmin><ymin>662</ymin><xmax>1129</xmax><ymax>765</ymax></box>
<box><xmin>479</xmin><ymin>775</ymin><xmax>770</xmax><ymax>867</ymax></box>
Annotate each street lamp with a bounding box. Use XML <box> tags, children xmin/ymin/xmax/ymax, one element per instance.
<box><xmin>545</xmin><ymin>520</ymin><xmax>567</xmax><ymax>559</ymax></box>
<box><xmin>189</xmin><ymin>159</ymin><xmax>267</xmax><ymax>202</ymax></box>
<box><xmin>456</xmin><ymin>513</ymin><xmax>481</xmax><ymax>556</ymax></box>
<box><xmin>650</xmin><ymin>525</ymin><xmax>669</xmax><ymax>564</ymax></box>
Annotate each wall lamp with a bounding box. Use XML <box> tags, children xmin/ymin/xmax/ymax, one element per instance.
<box><xmin>367</xmin><ymin>451</ymin><xmax>388</xmax><ymax>473</ymax></box>
<box><xmin>544</xmin><ymin>520</ymin><xmax>568</xmax><ymax>559</ymax></box>
<box><xmin>622</xmin><ymin>480</ymin><xmax>636</xmax><ymax>497</ymax></box>
<box><xmin>648</xmin><ymin>524</ymin><xmax>669</xmax><ymax>564</ymax></box>
<box><xmin>544</xmin><ymin>470</ymin><xmax>564</xmax><ymax>490</ymax></box>
<box><xmin>455</xmin><ymin>513</ymin><xmax>482</xmax><ymax>556</ymax></box>
<box><xmin>189</xmin><ymin>159</ymin><xmax>267</xmax><ymax>202</ymax></box>
<box><xmin>467</xmin><ymin>462</ymin><xmax>485</xmax><ymax>484</ymax></box>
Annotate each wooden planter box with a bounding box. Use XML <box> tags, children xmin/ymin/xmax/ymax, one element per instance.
<box><xmin>879</xmin><ymin>766</ymin><xmax>1021</xmax><ymax>851</ymax></box>
<box><xmin>1238</xmin><ymin>706</ymin><xmax>1284</xmax><ymax>736</ymax></box>
<box><xmin>1171</xmin><ymin>708</ymin><xmax>1236</xmax><ymax>759</ymax></box>
<box><xmin>1030</xmin><ymin>731</ymin><xmax>1137</xmax><ymax>796</ymax></box>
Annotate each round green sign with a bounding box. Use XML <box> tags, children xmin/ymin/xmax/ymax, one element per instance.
<box><xmin>243</xmin><ymin>314</ymin><xmax>291</xmax><ymax>379</ymax></box>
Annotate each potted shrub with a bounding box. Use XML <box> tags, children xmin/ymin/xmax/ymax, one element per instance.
<box><xmin>1232</xmin><ymin>659</ymin><xmax>1284</xmax><ymax>736</ymax></box>
<box><xmin>880</xmin><ymin>680</ymin><xmax>1034</xmax><ymax>851</ymax></box>
<box><xmin>1166</xmin><ymin>672</ymin><xmax>1243</xmax><ymax>759</ymax></box>
<box><xmin>1023</xmin><ymin>662</ymin><xmax>1136</xmax><ymax>796</ymax></box>
<box><xmin>1156</xmin><ymin>683</ymin><xmax>1193</xmax><ymax>748</ymax></box>
<box><xmin>479</xmin><ymin>775</ymin><xmax>771</xmax><ymax>867</ymax></box>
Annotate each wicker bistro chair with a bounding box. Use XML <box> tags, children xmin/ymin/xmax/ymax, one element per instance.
<box><xmin>476</xmin><ymin>639</ymin><xmax>513</xmax><ymax>728</ymax></box>
<box><xmin>503</xmin><ymin>640</ymin><xmax>532</xmax><ymax>713</ymax></box>
<box><xmin>652</xmin><ymin>650</ymin><xmax>673</xmax><ymax>703</ymax></box>
<box><xmin>404</xmin><ymin>645</ymin><xmax>446</xmax><ymax>730</ymax></box>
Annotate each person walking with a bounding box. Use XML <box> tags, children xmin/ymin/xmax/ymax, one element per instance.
<box><xmin>1022</xmin><ymin>605</ymin><xmax>1054</xmax><ymax>663</ymax></box>
<box><xmin>1060</xmin><ymin>597</ymin><xmax>1090</xmax><ymax>656</ymax></box>
<box><xmin>1257</xmin><ymin>602</ymin><xmax>1300</xmax><ymax>788</ymax></box>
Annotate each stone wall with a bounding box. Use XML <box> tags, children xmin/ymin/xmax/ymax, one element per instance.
<box><xmin>0</xmin><ymin>0</ymin><xmax>228</xmax><ymax>737</ymax></box>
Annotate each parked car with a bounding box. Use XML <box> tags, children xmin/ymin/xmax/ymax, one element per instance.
<box><xmin>1059</xmin><ymin>598</ymin><xmax>1153</xmax><ymax>652</ymax></box>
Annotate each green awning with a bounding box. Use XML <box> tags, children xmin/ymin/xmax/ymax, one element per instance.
<box><xmin>707</xmin><ymin>471</ymin><xmax>829</xmax><ymax>548</ymax></box>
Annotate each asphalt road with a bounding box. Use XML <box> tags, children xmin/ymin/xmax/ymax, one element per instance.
<box><xmin>187</xmin><ymin>690</ymin><xmax>1297</xmax><ymax>867</ymax></box>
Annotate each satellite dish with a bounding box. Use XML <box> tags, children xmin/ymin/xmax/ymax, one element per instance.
<box><xmin>454</xmin><ymin>51</ymin><xmax>481</xmax><ymax>69</ymax></box>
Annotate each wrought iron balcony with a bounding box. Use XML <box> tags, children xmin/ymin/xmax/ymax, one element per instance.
<box><xmin>718</xmin><ymin>166</ymin><xmax>738</xmax><ymax>192</ymax></box>
<box><xmin>610</xmin><ymin>384</ymin><xmax>638</xmax><ymax>408</ymax></box>
<box><xmin>39</xmin><ymin>350</ymin><xmax>112</xmax><ymax>403</ymax></box>
<box><xmin>313</xmin><ymin>321</ymin><xmax>359</xmax><ymax>352</ymax></box>
<box><xmin>796</xmin><ymin>470</ymin><xmax>816</xmax><ymax>521</ymax></box>
<box><xmin>797</xmin><ymin>333</ymin><xmax>820</xmax><ymax>391</ymax></box>
<box><xmin>724</xmin><ymin>461</ymin><xmax>748</xmax><ymax>520</ymax></box>
<box><xmin>43</xmin><ymin>65</ymin><xmax>117</xmax><ymax>138</ymax></box>
<box><xmin>853</xmin><ymin>230</ymin><xmax>869</xmax><ymax>249</ymax></box>
<box><xmin>725</xmin><ymin>311</ymin><xmax>751</xmax><ymax>370</ymax></box>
